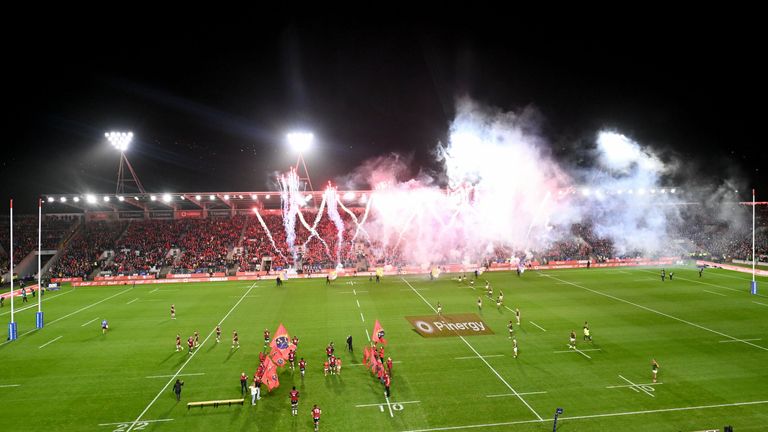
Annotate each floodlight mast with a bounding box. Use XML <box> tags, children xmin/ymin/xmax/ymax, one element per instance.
<box><xmin>106</xmin><ymin>132</ymin><xmax>146</xmax><ymax>195</ymax></box>
<box><xmin>287</xmin><ymin>132</ymin><xmax>314</xmax><ymax>191</ymax></box>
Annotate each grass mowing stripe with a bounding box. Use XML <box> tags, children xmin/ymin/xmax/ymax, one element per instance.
<box><xmin>399</xmin><ymin>400</ymin><xmax>768</xmax><ymax>432</ymax></box>
<box><xmin>639</xmin><ymin>269</ymin><xmax>768</xmax><ymax>298</ymax></box>
<box><xmin>401</xmin><ymin>277</ymin><xmax>544</xmax><ymax>421</ymax></box>
<box><xmin>1</xmin><ymin>286</ymin><xmax>134</xmax><ymax>347</ymax></box>
<box><xmin>124</xmin><ymin>282</ymin><xmax>257</xmax><ymax>432</ymax></box>
<box><xmin>0</xmin><ymin>288</ymin><xmax>74</xmax><ymax>317</ymax></box>
<box><xmin>47</xmin><ymin>286</ymin><xmax>134</xmax><ymax>326</ymax></box>
<box><xmin>543</xmin><ymin>273</ymin><xmax>768</xmax><ymax>352</ymax></box>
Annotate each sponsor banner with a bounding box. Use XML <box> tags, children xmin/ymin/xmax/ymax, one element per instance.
<box><xmin>51</xmin><ymin>277</ymin><xmax>83</xmax><ymax>282</ymax></box>
<box><xmin>94</xmin><ymin>275</ymin><xmax>156</xmax><ymax>281</ymax></box>
<box><xmin>405</xmin><ymin>313</ymin><xmax>493</xmax><ymax>338</ymax></box>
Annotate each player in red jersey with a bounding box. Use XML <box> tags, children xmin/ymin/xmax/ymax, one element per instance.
<box><xmin>175</xmin><ymin>334</ymin><xmax>182</xmax><ymax>352</ymax></box>
<box><xmin>323</xmin><ymin>359</ymin><xmax>329</xmax><ymax>376</ymax></box>
<box><xmin>299</xmin><ymin>358</ymin><xmax>306</xmax><ymax>378</ymax></box>
<box><xmin>311</xmin><ymin>404</ymin><xmax>322</xmax><ymax>431</ymax></box>
<box><xmin>325</xmin><ymin>343</ymin><xmax>334</xmax><ymax>359</ymax></box>
<box><xmin>232</xmin><ymin>329</ymin><xmax>240</xmax><ymax>349</ymax></box>
<box><xmin>170</xmin><ymin>304</ymin><xmax>175</xmax><ymax>319</ymax></box>
<box><xmin>288</xmin><ymin>349</ymin><xmax>296</xmax><ymax>370</ymax></box>
<box><xmin>384</xmin><ymin>373</ymin><xmax>391</xmax><ymax>397</ymax></box>
<box><xmin>240</xmin><ymin>372</ymin><xmax>248</xmax><ymax>395</ymax></box>
<box><xmin>258</xmin><ymin>351</ymin><xmax>266</xmax><ymax>363</ymax></box>
<box><xmin>193</xmin><ymin>330</ymin><xmax>200</xmax><ymax>347</ymax></box>
<box><xmin>329</xmin><ymin>356</ymin><xmax>337</xmax><ymax>375</ymax></box>
<box><xmin>292</xmin><ymin>335</ymin><xmax>299</xmax><ymax>347</ymax></box>
<box><xmin>386</xmin><ymin>357</ymin><xmax>393</xmax><ymax>376</ymax></box>
<box><xmin>215</xmin><ymin>325</ymin><xmax>221</xmax><ymax>343</ymax></box>
<box><xmin>187</xmin><ymin>336</ymin><xmax>194</xmax><ymax>354</ymax></box>
<box><xmin>263</xmin><ymin>329</ymin><xmax>270</xmax><ymax>347</ymax></box>
<box><xmin>378</xmin><ymin>346</ymin><xmax>384</xmax><ymax>360</ymax></box>
<box><xmin>289</xmin><ymin>386</ymin><xmax>299</xmax><ymax>416</ymax></box>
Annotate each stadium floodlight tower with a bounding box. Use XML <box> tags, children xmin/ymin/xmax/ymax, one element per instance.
<box><xmin>106</xmin><ymin>131</ymin><xmax>146</xmax><ymax>195</ymax></box>
<box><xmin>287</xmin><ymin>131</ymin><xmax>314</xmax><ymax>191</ymax></box>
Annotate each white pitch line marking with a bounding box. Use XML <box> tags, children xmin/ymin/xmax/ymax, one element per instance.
<box><xmin>81</xmin><ymin>317</ymin><xmax>99</xmax><ymax>327</ymax></box>
<box><xmin>545</xmin><ymin>274</ymin><xmax>768</xmax><ymax>351</ymax></box>
<box><xmin>365</xmin><ymin>328</ymin><xmax>371</xmax><ymax>341</ymax></box>
<box><xmin>402</xmin><ymin>278</ymin><xmax>543</xmax><ymax>421</ymax></box>
<box><xmin>529</xmin><ymin>321</ymin><xmax>547</xmax><ymax>332</ymax></box>
<box><xmin>124</xmin><ymin>282</ymin><xmax>257</xmax><ymax>432</ymax></box>
<box><xmin>360</xmin><ymin>312</ymin><xmax>365</xmax><ymax>322</ymax></box>
<box><xmin>356</xmin><ymin>400</ymin><xmax>420</xmax><ymax>408</ymax></box>
<box><xmin>553</xmin><ymin>348</ymin><xmax>601</xmax><ymax>356</ymax></box>
<box><xmin>719</xmin><ymin>338</ymin><xmax>762</xmax><ymax>343</ymax></box>
<box><xmin>455</xmin><ymin>354</ymin><xmax>504</xmax><ymax>360</ymax></box>
<box><xmin>149</xmin><ymin>287</ymin><xmax>159</xmax><ymax>293</ymax></box>
<box><xmin>606</xmin><ymin>382</ymin><xmax>663</xmax><ymax>389</ymax></box>
<box><xmin>46</xmin><ymin>286</ymin><xmax>135</xmax><ymax>327</ymax></box>
<box><xmin>573</xmin><ymin>347</ymin><xmax>592</xmax><ymax>359</ymax></box>
<box><xmin>127</xmin><ymin>298</ymin><xmax>139</xmax><ymax>304</ymax></box>
<box><xmin>384</xmin><ymin>394</ymin><xmax>394</xmax><ymax>418</ymax></box>
<box><xmin>353</xmin><ymin>288</ymin><xmax>356</xmax><ymax>295</ymax></box>
<box><xmin>352</xmin><ymin>360</ymin><xmax>402</xmax><ymax>366</ymax></box>
<box><xmin>618</xmin><ymin>375</ymin><xmax>654</xmax><ymax>397</ymax></box>
<box><xmin>703</xmin><ymin>290</ymin><xmax>726</xmax><ymax>297</ymax></box>
<box><xmin>98</xmin><ymin>419</ymin><xmax>173</xmax><ymax>426</ymax></box>
<box><xmin>486</xmin><ymin>391</ymin><xmax>548</xmax><ymax>398</ymax></box>
<box><xmin>356</xmin><ymin>299</ymin><xmax>361</xmax><ymax>308</ymax></box>
<box><xmin>145</xmin><ymin>372</ymin><xmax>206</xmax><ymax>379</ymax></box>
<box><xmin>38</xmin><ymin>335</ymin><xmax>63</xmax><ymax>349</ymax></box>
<box><xmin>753</xmin><ymin>301</ymin><xmax>768</xmax><ymax>307</ymax></box>
<box><xmin>639</xmin><ymin>269</ymin><xmax>767</xmax><ymax>298</ymax></box>
<box><xmin>0</xmin><ymin>384</ymin><xmax>21</xmax><ymax>388</ymax></box>
<box><xmin>399</xmin><ymin>288</ymin><xmax>430</xmax><ymax>291</ymax></box>
<box><xmin>398</xmin><ymin>400</ymin><xmax>768</xmax><ymax>432</ymax></box>
<box><xmin>0</xmin><ymin>289</ymin><xmax>74</xmax><ymax>317</ymax></box>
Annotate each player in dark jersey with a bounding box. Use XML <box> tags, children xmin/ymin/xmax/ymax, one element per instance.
<box><xmin>240</xmin><ymin>372</ymin><xmax>248</xmax><ymax>395</ymax></box>
<box><xmin>289</xmin><ymin>386</ymin><xmax>299</xmax><ymax>416</ymax></box>
<box><xmin>232</xmin><ymin>330</ymin><xmax>240</xmax><ymax>349</ymax></box>
<box><xmin>176</xmin><ymin>334</ymin><xmax>182</xmax><ymax>352</ymax></box>
<box><xmin>299</xmin><ymin>358</ymin><xmax>306</xmax><ymax>378</ymax></box>
<box><xmin>568</xmin><ymin>330</ymin><xmax>576</xmax><ymax>349</ymax></box>
<box><xmin>699</xmin><ymin>267</ymin><xmax>704</xmax><ymax>277</ymax></box>
<box><xmin>288</xmin><ymin>349</ymin><xmax>296</xmax><ymax>370</ymax></box>
<box><xmin>311</xmin><ymin>404</ymin><xmax>322</xmax><ymax>431</ymax></box>
<box><xmin>661</xmin><ymin>269</ymin><xmax>666</xmax><ymax>282</ymax></box>
<box><xmin>170</xmin><ymin>304</ymin><xmax>175</xmax><ymax>319</ymax></box>
<box><xmin>292</xmin><ymin>335</ymin><xmax>299</xmax><ymax>347</ymax></box>
<box><xmin>187</xmin><ymin>336</ymin><xmax>194</xmax><ymax>354</ymax></box>
<box><xmin>101</xmin><ymin>319</ymin><xmax>109</xmax><ymax>334</ymax></box>
<box><xmin>193</xmin><ymin>330</ymin><xmax>199</xmax><ymax>347</ymax></box>
<box><xmin>215</xmin><ymin>325</ymin><xmax>221</xmax><ymax>343</ymax></box>
<box><xmin>652</xmin><ymin>359</ymin><xmax>660</xmax><ymax>383</ymax></box>
<box><xmin>583</xmin><ymin>321</ymin><xmax>592</xmax><ymax>342</ymax></box>
<box><xmin>264</xmin><ymin>329</ymin><xmax>270</xmax><ymax>347</ymax></box>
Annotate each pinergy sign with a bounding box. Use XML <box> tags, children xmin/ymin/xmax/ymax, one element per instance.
<box><xmin>406</xmin><ymin>314</ymin><xmax>494</xmax><ymax>337</ymax></box>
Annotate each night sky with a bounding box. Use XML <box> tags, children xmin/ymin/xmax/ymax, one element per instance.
<box><xmin>5</xmin><ymin>15</ymin><xmax>765</xmax><ymax>214</ymax></box>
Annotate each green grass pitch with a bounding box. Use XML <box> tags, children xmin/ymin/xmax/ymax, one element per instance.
<box><xmin>1</xmin><ymin>266</ymin><xmax>767</xmax><ymax>431</ymax></box>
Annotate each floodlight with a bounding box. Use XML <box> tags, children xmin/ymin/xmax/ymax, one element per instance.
<box><xmin>106</xmin><ymin>131</ymin><xmax>133</xmax><ymax>152</ymax></box>
<box><xmin>344</xmin><ymin>192</ymin><xmax>356</xmax><ymax>201</ymax></box>
<box><xmin>47</xmin><ymin>197</ymin><xmax>54</xmax><ymax>203</ymax></box>
<box><xmin>265</xmin><ymin>195</ymin><xmax>271</xmax><ymax>199</ymax></box>
<box><xmin>209</xmin><ymin>195</ymin><xmax>215</xmax><ymax>201</ymax></box>
<box><xmin>117</xmin><ymin>196</ymin><xmax>124</xmax><ymax>202</ymax></box>
<box><xmin>670</xmin><ymin>188</ymin><xmax>676</xmax><ymax>194</ymax></box>
<box><xmin>195</xmin><ymin>195</ymin><xmax>202</xmax><ymax>200</ymax></box>
<box><xmin>223</xmin><ymin>194</ymin><xmax>230</xmax><ymax>200</ymax></box>
<box><xmin>103</xmin><ymin>196</ymin><xmax>110</xmax><ymax>202</ymax></box>
<box><xmin>150</xmin><ymin>195</ymin><xmax>157</xmax><ymax>201</ymax></box>
<box><xmin>73</xmin><ymin>197</ymin><xmax>80</xmax><ymax>203</ymax></box>
<box><xmin>60</xmin><ymin>197</ymin><xmax>67</xmax><ymax>203</ymax></box>
<box><xmin>287</xmin><ymin>132</ymin><xmax>314</xmax><ymax>153</ymax></box>
<box><xmin>162</xmin><ymin>194</ymin><xmax>172</xmax><ymax>203</ymax></box>
<box><xmin>251</xmin><ymin>194</ymin><xmax>258</xmax><ymax>200</ymax></box>
<box><xmin>86</xmin><ymin>194</ymin><xmax>96</xmax><ymax>204</ymax></box>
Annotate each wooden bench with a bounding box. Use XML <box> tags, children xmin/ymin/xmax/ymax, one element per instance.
<box><xmin>187</xmin><ymin>398</ymin><xmax>244</xmax><ymax>409</ymax></box>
